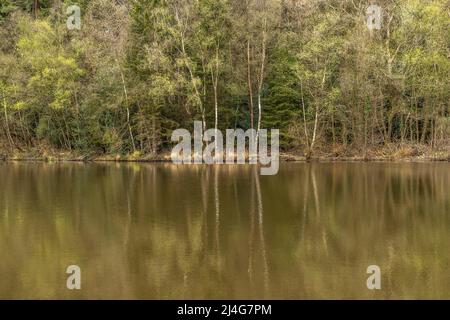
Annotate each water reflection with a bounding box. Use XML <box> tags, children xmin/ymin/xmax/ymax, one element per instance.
<box><xmin>0</xmin><ymin>162</ymin><xmax>449</xmax><ymax>299</ymax></box>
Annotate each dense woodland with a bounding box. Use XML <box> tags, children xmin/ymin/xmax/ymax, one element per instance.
<box><xmin>0</xmin><ymin>0</ymin><xmax>449</xmax><ymax>159</ymax></box>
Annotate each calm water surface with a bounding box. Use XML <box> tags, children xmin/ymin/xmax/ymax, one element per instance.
<box><xmin>0</xmin><ymin>162</ymin><xmax>449</xmax><ymax>299</ymax></box>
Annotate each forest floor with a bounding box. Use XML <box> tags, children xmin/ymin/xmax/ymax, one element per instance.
<box><xmin>1</xmin><ymin>143</ymin><xmax>449</xmax><ymax>163</ymax></box>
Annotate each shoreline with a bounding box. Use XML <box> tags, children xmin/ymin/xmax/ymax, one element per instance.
<box><xmin>2</xmin><ymin>150</ymin><xmax>449</xmax><ymax>164</ymax></box>
<box><xmin>2</xmin><ymin>143</ymin><xmax>449</xmax><ymax>163</ymax></box>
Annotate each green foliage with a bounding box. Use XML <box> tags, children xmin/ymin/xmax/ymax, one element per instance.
<box><xmin>0</xmin><ymin>0</ymin><xmax>16</xmax><ymax>18</ymax></box>
<box><xmin>0</xmin><ymin>0</ymin><xmax>448</xmax><ymax>155</ymax></box>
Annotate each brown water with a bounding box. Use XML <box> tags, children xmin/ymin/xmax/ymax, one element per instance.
<box><xmin>0</xmin><ymin>162</ymin><xmax>449</xmax><ymax>299</ymax></box>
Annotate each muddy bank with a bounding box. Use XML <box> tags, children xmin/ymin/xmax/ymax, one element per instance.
<box><xmin>1</xmin><ymin>144</ymin><xmax>449</xmax><ymax>163</ymax></box>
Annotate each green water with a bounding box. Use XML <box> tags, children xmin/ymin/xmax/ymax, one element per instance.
<box><xmin>0</xmin><ymin>162</ymin><xmax>449</xmax><ymax>299</ymax></box>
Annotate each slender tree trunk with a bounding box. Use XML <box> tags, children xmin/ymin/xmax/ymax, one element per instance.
<box><xmin>247</xmin><ymin>40</ymin><xmax>254</xmax><ymax>130</ymax></box>
<box><xmin>331</xmin><ymin>112</ymin><xmax>336</xmax><ymax>146</ymax></box>
<box><xmin>300</xmin><ymin>81</ymin><xmax>310</xmax><ymax>149</ymax></box>
<box><xmin>431</xmin><ymin>117</ymin><xmax>435</xmax><ymax>149</ymax></box>
<box><xmin>152</xmin><ymin>117</ymin><xmax>157</xmax><ymax>154</ymax></box>
<box><xmin>401</xmin><ymin>113</ymin><xmax>410</xmax><ymax>144</ymax></box>
<box><xmin>310</xmin><ymin>67</ymin><xmax>326</xmax><ymax>156</ymax></box>
<box><xmin>119</xmin><ymin>66</ymin><xmax>136</xmax><ymax>153</ymax></box>
<box><xmin>175</xmin><ymin>9</ymin><xmax>206</xmax><ymax>130</ymax></box>
<box><xmin>415</xmin><ymin>100</ymin><xmax>420</xmax><ymax>143</ymax></box>
<box><xmin>33</xmin><ymin>0</ymin><xmax>39</xmax><ymax>19</ymax></box>
<box><xmin>310</xmin><ymin>106</ymin><xmax>319</xmax><ymax>151</ymax></box>
<box><xmin>257</xmin><ymin>17</ymin><xmax>267</xmax><ymax>137</ymax></box>
<box><xmin>211</xmin><ymin>47</ymin><xmax>220</xmax><ymax>159</ymax></box>
<box><xmin>421</xmin><ymin>110</ymin><xmax>429</xmax><ymax>144</ymax></box>
<box><xmin>3</xmin><ymin>96</ymin><xmax>14</xmax><ymax>150</ymax></box>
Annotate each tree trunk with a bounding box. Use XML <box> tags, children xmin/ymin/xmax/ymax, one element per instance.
<box><xmin>33</xmin><ymin>0</ymin><xmax>39</xmax><ymax>19</ymax></box>
<box><xmin>175</xmin><ymin>9</ymin><xmax>206</xmax><ymax>131</ymax></box>
<box><xmin>300</xmin><ymin>81</ymin><xmax>310</xmax><ymax>150</ymax></box>
<box><xmin>256</xmin><ymin>17</ymin><xmax>267</xmax><ymax>137</ymax></box>
<box><xmin>3</xmin><ymin>96</ymin><xmax>14</xmax><ymax>150</ymax></box>
<box><xmin>119</xmin><ymin>67</ymin><xmax>136</xmax><ymax>153</ymax></box>
<box><xmin>247</xmin><ymin>40</ymin><xmax>254</xmax><ymax>130</ymax></box>
<box><xmin>310</xmin><ymin>105</ymin><xmax>319</xmax><ymax>152</ymax></box>
<box><xmin>211</xmin><ymin>47</ymin><xmax>220</xmax><ymax>160</ymax></box>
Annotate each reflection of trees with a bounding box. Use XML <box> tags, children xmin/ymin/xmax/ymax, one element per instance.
<box><xmin>214</xmin><ymin>166</ymin><xmax>221</xmax><ymax>271</ymax></box>
<box><xmin>288</xmin><ymin>163</ymin><xmax>450</xmax><ymax>299</ymax></box>
<box><xmin>247</xmin><ymin>166</ymin><xmax>271</xmax><ymax>298</ymax></box>
<box><xmin>0</xmin><ymin>163</ymin><xmax>449</xmax><ymax>299</ymax></box>
<box><xmin>248</xmin><ymin>167</ymin><xmax>255</xmax><ymax>285</ymax></box>
<box><xmin>253</xmin><ymin>167</ymin><xmax>270</xmax><ymax>297</ymax></box>
<box><xmin>123</xmin><ymin>192</ymin><xmax>131</xmax><ymax>247</ymax></box>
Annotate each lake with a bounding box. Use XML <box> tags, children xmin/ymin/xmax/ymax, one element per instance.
<box><xmin>0</xmin><ymin>162</ymin><xmax>449</xmax><ymax>299</ymax></box>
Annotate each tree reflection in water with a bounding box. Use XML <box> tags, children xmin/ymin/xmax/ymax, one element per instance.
<box><xmin>0</xmin><ymin>162</ymin><xmax>449</xmax><ymax>299</ymax></box>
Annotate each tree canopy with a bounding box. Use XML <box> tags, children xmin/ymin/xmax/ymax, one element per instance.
<box><xmin>0</xmin><ymin>0</ymin><xmax>448</xmax><ymax>157</ymax></box>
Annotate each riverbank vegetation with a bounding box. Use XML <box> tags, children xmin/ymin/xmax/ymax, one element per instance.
<box><xmin>0</xmin><ymin>0</ymin><xmax>449</xmax><ymax>161</ymax></box>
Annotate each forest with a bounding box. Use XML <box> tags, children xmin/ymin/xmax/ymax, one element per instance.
<box><xmin>0</xmin><ymin>0</ymin><xmax>449</xmax><ymax>160</ymax></box>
